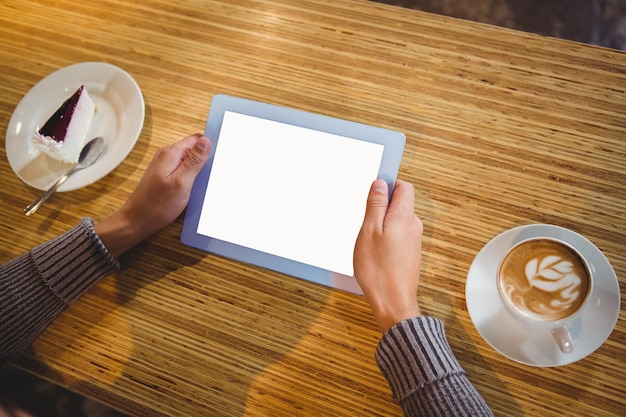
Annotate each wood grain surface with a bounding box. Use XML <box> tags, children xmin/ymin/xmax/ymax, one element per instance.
<box><xmin>1</xmin><ymin>0</ymin><xmax>624</xmax><ymax>416</ymax></box>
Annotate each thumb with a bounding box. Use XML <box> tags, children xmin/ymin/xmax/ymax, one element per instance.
<box><xmin>181</xmin><ymin>135</ymin><xmax>211</xmax><ymax>175</ymax></box>
<box><xmin>362</xmin><ymin>179</ymin><xmax>389</xmax><ymax>231</ymax></box>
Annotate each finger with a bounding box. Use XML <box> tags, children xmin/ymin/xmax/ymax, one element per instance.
<box><xmin>171</xmin><ymin>133</ymin><xmax>204</xmax><ymax>160</ymax></box>
<box><xmin>362</xmin><ymin>179</ymin><xmax>389</xmax><ymax>230</ymax></box>
<box><xmin>152</xmin><ymin>134</ymin><xmax>203</xmax><ymax>172</ymax></box>
<box><xmin>386</xmin><ymin>179</ymin><xmax>415</xmax><ymax>220</ymax></box>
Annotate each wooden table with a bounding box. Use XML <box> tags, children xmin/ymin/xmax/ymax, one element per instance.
<box><xmin>1</xmin><ymin>1</ymin><xmax>624</xmax><ymax>416</ymax></box>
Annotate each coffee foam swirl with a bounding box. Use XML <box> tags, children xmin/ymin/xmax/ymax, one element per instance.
<box><xmin>498</xmin><ymin>239</ymin><xmax>589</xmax><ymax>322</ymax></box>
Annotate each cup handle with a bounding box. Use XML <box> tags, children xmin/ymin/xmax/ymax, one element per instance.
<box><xmin>551</xmin><ymin>325</ymin><xmax>574</xmax><ymax>354</ymax></box>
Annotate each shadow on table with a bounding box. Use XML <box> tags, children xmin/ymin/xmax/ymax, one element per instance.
<box><xmin>10</xmin><ymin>225</ymin><xmax>367</xmax><ymax>416</ymax></box>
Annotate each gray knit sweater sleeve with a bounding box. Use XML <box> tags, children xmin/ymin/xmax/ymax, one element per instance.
<box><xmin>0</xmin><ymin>218</ymin><xmax>120</xmax><ymax>368</ymax></box>
<box><xmin>375</xmin><ymin>316</ymin><xmax>494</xmax><ymax>416</ymax></box>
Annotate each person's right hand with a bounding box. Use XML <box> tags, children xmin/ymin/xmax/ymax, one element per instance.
<box><xmin>353</xmin><ymin>179</ymin><xmax>423</xmax><ymax>334</ymax></box>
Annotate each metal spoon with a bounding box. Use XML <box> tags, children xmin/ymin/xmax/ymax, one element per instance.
<box><xmin>24</xmin><ymin>136</ymin><xmax>106</xmax><ymax>216</ymax></box>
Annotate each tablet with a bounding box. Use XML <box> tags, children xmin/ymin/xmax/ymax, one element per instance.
<box><xmin>181</xmin><ymin>95</ymin><xmax>405</xmax><ymax>295</ymax></box>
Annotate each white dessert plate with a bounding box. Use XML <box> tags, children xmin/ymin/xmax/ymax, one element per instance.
<box><xmin>466</xmin><ymin>224</ymin><xmax>620</xmax><ymax>367</ymax></box>
<box><xmin>6</xmin><ymin>62</ymin><xmax>144</xmax><ymax>191</ymax></box>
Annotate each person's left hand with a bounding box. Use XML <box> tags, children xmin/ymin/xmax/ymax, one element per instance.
<box><xmin>95</xmin><ymin>134</ymin><xmax>211</xmax><ymax>257</ymax></box>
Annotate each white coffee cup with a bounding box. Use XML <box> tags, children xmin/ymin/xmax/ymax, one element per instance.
<box><xmin>497</xmin><ymin>237</ymin><xmax>593</xmax><ymax>354</ymax></box>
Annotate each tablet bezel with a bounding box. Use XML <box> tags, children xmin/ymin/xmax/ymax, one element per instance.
<box><xmin>181</xmin><ymin>94</ymin><xmax>405</xmax><ymax>295</ymax></box>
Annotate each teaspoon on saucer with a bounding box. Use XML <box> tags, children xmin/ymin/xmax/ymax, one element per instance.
<box><xmin>24</xmin><ymin>136</ymin><xmax>106</xmax><ymax>216</ymax></box>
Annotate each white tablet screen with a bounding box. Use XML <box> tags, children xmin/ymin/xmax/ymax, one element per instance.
<box><xmin>196</xmin><ymin>111</ymin><xmax>384</xmax><ymax>277</ymax></box>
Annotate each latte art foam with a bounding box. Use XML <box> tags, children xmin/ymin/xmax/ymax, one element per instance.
<box><xmin>498</xmin><ymin>239</ymin><xmax>590</xmax><ymax>322</ymax></box>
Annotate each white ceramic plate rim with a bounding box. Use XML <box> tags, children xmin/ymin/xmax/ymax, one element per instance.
<box><xmin>6</xmin><ymin>62</ymin><xmax>144</xmax><ymax>191</ymax></box>
<box><xmin>466</xmin><ymin>224</ymin><xmax>620</xmax><ymax>367</ymax></box>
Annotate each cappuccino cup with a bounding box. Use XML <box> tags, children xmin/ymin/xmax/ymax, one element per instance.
<box><xmin>497</xmin><ymin>237</ymin><xmax>592</xmax><ymax>354</ymax></box>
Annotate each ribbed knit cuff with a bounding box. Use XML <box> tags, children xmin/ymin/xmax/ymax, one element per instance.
<box><xmin>30</xmin><ymin>218</ymin><xmax>121</xmax><ymax>304</ymax></box>
<box><xmin>375</xmin><ymin>317</ymin><xmax>494</xmax><ymax>416</ymax></box>
<box><xmin>375</xmin><ymin>316</ymin><xmax>466</xmax><ymax>404</ymax></box>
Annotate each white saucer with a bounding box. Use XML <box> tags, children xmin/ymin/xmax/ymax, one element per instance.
<box><xmin>466</xmin><ymin>224</ymin><xmax>620</xmax><ymax>367</ymax></box>
<box><xmin>6</xmin><ymin>62</ymin><xmax>144</xmax><ymax>191</ymax></box>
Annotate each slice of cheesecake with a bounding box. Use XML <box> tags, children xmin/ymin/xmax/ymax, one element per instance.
<box><xmin>33</xmin><ymin>85</ymin><xmax>95</xmax><ymax>163</ymax></box>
